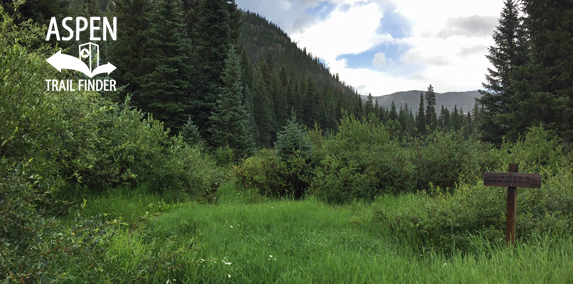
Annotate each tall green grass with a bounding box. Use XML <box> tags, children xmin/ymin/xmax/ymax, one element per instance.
<box><xmin>59</xmin><ymin>184</ymin><xmax>573</xmax><ymax>283</ymax></box>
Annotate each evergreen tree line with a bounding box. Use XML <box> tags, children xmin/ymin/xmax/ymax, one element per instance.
<box><xmin>478</xmin><ymin>0</ymin><xmax>573</xmax><ymax>144</ymax></box>
<box><xmin>34</xmin><ymin>0</ymin><xmax>365</xmax><ymax>158</ymax></box>
<box><xmin>363</xmin><ymin>84</ymin><xmax>479</xmax><ymax>140</ymax></box>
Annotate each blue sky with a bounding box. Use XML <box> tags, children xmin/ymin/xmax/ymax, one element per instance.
<box><xmin>236</xmin><ymin>0</ymin><xmax>503</xmax><ymax>96</ymax></box>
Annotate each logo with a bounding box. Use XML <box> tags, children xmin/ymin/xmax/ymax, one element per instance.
<box><xmin>44</xmin><ymin>17</ymin><xmax>118</xmax><ymax>92</ymax></box>
<box><xmin>47</xmin><ymin>43</ymin><xmax>116</xmax><ymax>78</ymax></box>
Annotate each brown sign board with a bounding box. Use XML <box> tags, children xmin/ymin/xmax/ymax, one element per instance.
<box><xmin>483</xmin><ymin>172</ymin><xmax>542</xmax><ymax>188</ymax></box>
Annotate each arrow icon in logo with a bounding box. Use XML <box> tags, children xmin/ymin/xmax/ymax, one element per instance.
<box><xmin>46</xmin><ymin>50</ymin><xmax>116</xmax><ymax>78</ymax></box>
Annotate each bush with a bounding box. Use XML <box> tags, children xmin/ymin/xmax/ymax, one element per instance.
<box><xmin>0</xmin><ymin>13</ymin><xmax>217</xmax><ymax>281</ymax></box>
<box><xmin>310</xmin><ymin>115</ymin><xmax>416</xmax><ymax>203</ymax></box>
<box><xmin>233</xmin><ymin>149</ymin><xmax>289</xmax><ymax>197</ymax></box>
<box><xmin>374</xmin><ymin>167</ymin><xmax>573</xmax><ymax>254</ymax></box>
<box><xmin>410</xmin><ymin>131</ymin><xmax>491</xmax><ymax>191</ymax></box>
<box><xmin>274</xmin><ymin>115</ymin><xmax>313</xmax><ymax>198</ymax></box>
<box><xmin>501</xmin><ymin>125</ymin><xmax>565</xmax><ymax>175</ymax></box>
<box><xmin>275</xmin><ymin>114</ymin><xmax>312</xmax><ymax>161</ymax></box>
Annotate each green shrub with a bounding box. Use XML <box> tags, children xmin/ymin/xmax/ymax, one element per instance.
<box><xmin>0</xmin><ymin>13</ymin><xmax>217</xmax><ymax>281</ymax></box>
<box><xmin>310</xmin><ymin>115</ymin><xmax>416</xmax><ymax>203</ymax></box>
<box><xmin>501</xmin><ymin>125</ymin><xmax>565</xmax><ymax>175</ymax></box>
<box><xmin>374</xmin><ymin>184</ymin><xmax>505</xmax><ymax>254</ymax></box>
<box><xmin>233</xmin><ymin>149</ymin><xmax>289</xmax><ymax>197</ymax></box>
<box><xmin>274</xmin><ymin>115</ymin><xmax>313</xmax><ymax>198</ymax></box>
<box><xmin>374</xmin><ymin>167</ymin><xmax>573</xmax><ymax>254</ymax></box>
<box><xmin>213</xmin><ymin>145</ymin><xmax>235</xmax><ymax>166</ymax></box>
<box><xmin>275</xmin><ymin>114</ymin><xmax>312</xmax><ymax>161</ymax></box>
<box><xmin>180</xmin><ymin>116</ymin><xmax>204</xmax><ymax>148</ymax></box>
<box><xmin>410</xmin><ymin>131</ymin><xmax>490</xmax><ymax>191</ymax></box>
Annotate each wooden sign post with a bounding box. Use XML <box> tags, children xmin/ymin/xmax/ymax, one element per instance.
<box><xmin>483</xmin><ymin>163</ymin><xmax>541</xmax><ymax>246</ymax></box>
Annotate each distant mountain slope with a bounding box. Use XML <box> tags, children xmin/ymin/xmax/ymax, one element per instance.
<box><xmin>368</xmin><ymin>90</ymin><xmax>482</xmax><ymax>114</ymax></box>
<box><xmin>238</xmin><ymin>11</ymin><xmax>356</xmax><ymax>95</ymax></box>
<box><xmin>238</xmin><ymin>10</ymin><xmax>480</xmax><ymax>118</ymax></box>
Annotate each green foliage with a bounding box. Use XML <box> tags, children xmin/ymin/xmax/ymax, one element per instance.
<box><xmin>375</xmin><ymin>126</ymin><xmax>571</xmax><ymax>254</ymax></box>
<box><xmin>108</xmin><ymin>0</ymin><xmax>151</xmax><ymax>102</ymax></box>
<box><xmin>213</xmin><ymin>145</ymin><xmax>236</xmax><ymax>166</ymax></box>
<box><xmin>411</xmin><ymin>131</ymin><xmax>489</xmax><ymax>191</ymax></box>
<box><xmin>500</xmin><ymin>125</ymin><xmax>565</xmax><ymax>175</ymax></box>
<box><xmin>425</xmin><ymin>84</ymin><xmax>437</xmax><ymax>132</ymax></box>
<box><xmin>139</xmin><ymin>0</ymin><xmax>191</xmax><ymax>132</ymax></box>
<box><xmin>193</xmin><ymin>0</ymin><xmax>231</xmax><ymax>141</ymax></box>
<box><xmin>275</xmin><ymin>113</ymin><xmax>312</xmax><ymax>161</ymax></box>
<box><xmin>416</xmin><ymin>93</ymin><xmax>426</xmax><ymax>136</ymax></box>
<box><xmin>479</xmin><ymin>0</ymin><xmax>573</xmax><ymax>143</ymax></box>
<box><xmin>209</xmin><ymin>45</ymin><xmax>253</xmax><ymax>157</ymax></box>
<box><xmin>375</xmin><ymin>166</ymin><xmax>573</xmax><ymax>254</ymax></box>
<box><xmin>181</xmin><ymin>116</ymin><xmax>204</xmax><ymax>148</ymax></box>
<box><xmin>0</xmin><ymin>13</ymin><xmax>219</xmax><ymax>282</ymax></box>
<box><xmin>310</xmin><ymin>114</ymin><xmax>416</xmax><ymax>203</ymax></box>
<box><xmin>232</xmin><ymin>146</ymin><xmax>312</xmax><ymax>199</ymax></box>
<box><xmin>233</xmin><ymin>149</ymin><xmax>288</xmax><ymax>197</ymax></box>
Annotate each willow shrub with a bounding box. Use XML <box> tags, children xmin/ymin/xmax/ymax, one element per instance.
<box><xmin>310</xmin><ymin>115</ymin><xmax>416</xmax><ymax>204</ymax></box>
<box><xmin>374</xmin><ymin>127</ymin><xmax>572</xmax><ymax>253</ymax></box>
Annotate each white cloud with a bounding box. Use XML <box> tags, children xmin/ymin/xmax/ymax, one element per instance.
<box><xmin>372</xmin><ymin>52</ymin><xmax>387</xmax><ymax>68</ymax></box>
<box><xmin>291</xmin><ymin>2</ymin><xmax>384</xmax><ymax>59</ymax></box>
<box><xmin>237</xmin><ymin>0</ymin><xmax>505</xmax><ymax>96</ymax></box>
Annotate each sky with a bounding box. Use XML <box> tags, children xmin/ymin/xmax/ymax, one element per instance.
<box><xmin>235</xmin><ymin>0</ymin><xmax>505</xmax><ymax>96</ymax></box>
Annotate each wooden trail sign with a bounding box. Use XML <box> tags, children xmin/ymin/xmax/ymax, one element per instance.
<box><xmin>483</xmin><ymin>172</ymin><xmax>542</xmax><ymax>188</ymax></box>
<box><xmin>483</xmin><ymin>164</ymin><xmax>542</xmax><ymax>246</ymax></box>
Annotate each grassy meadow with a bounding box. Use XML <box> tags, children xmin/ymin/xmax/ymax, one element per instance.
<box><xmin>52</xmin><ymin>182</ymin><xmax>573</xmax><ymax>283</ymax></box>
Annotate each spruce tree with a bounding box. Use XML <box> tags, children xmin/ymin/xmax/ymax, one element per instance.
<box><xmin>365</xmin><ymin>93</ymin><xmax>375</xmax><ymax>114</ymax></box>
<box><xmin>515</xmin><ymin>0</ymin><xmax>573</xmax><ymax>142</ymax></box>
<box><xmin>253</xmin><ymin>67</ymin><xmax>274</xmax><ymax>147</ymax></box>
<box><xmin>416</xmin><ymin>93</ymin><xmax>426</xmax><ymax>136</ymax></box>
<box><xmin>181</xmin><ymin>117</ymin><xmax>204</xmax><ymax>147</ymax></box>
<box><xmin>451</xmin><ymin>105</ymin><xmax>462</xmax><ymax>131</ymax></box>
<box><xmin>109</xmin><ymin>0</ymin><xmax>151</xmax><ymax>102</ymax></box>
<box><xmin>439</xmin><ymin>106</ymin><xmax>451</xmax><ymax>132</ymax></box>
<box><xmin>354</xmin><ymin>93</ymin><xmax>363</xmax><ymax>119</ymax></box>
<box><xmin>389</xmin><ymin>101</ymin><xmax>398</xmax><ymax>121</ymax></box>
<box><xmin>209</xmin><ymin>46</ymin><xmax>253</xmax><ymax>157</ymax></box>
<box><xmin>477</xmin><ymin>0</ymin><xmax>528</xmax><ymax>144</ymax></box>
<box><xmin>303</xmin><ymin>78</ymin><xmax>320</xmax><ymax>127</ymax></box>
<box><xmin>193</xmin><ymin>0</ymin><xmax>231</xmax><ymax>141</ymax></box>
<box><xmin>425</xmin><ymin>84</ymin><xmax>437</xmax><ymax>132</ymax></box>
<box><xmin>374</xmin><ymin>100</ymin><xmax>381</xmax><ymax>119</ymax></box>
<box><xmin>226</xmin><ymin>0</ymin><xmax>243</xmax><ymax>44</ymax></box>
<box><xmin>139</xmin><ymin>0</ymin><xmax>191</xmax><ymax>132</ymax></box>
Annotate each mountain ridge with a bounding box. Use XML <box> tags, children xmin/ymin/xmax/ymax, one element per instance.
<box><xmin>364</xmin><ymin>90</ymin><xmax>482</xmax><ymax>114</ymax></box>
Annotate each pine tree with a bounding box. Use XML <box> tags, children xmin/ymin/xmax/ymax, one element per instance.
<box><xmin>139</xmin><ymin>0</ymin><xmax>192</xmax><ymax>132</ymax></box>
<box><xmin>253</xmin><ymin>67</ymin><xmax>274</xmax><ymax>147</ymax></box>
<box><xmin>365</xmin><ymin>93</ymin><xmax>375</xmax><ymax>114</ymax></box>
<box><xmin>514</xmin><ymin>0</ymin><xmax>573</xmax><ymax>142</ymax></box>
<box><xmin>209</xmin><ymin>46</ymin><xmax>253</xmax><ymax>157</ymax></box>
<box><xmin>354</xmin><ymin>93</ymin><xmax>363</xmax><ymax>119</ymax></box>
<box><xmin>303</xmin><ymin>78</ymin><xmax>320</xmax><ymax>127</ymax></box>
<box><xmin>226</xmin><ymin>0</ymin><xmax>243</xmax><ymax>44</ymax></box>
<box><xmin>439</xmin><ymin>105</ymin><xmax>451</xmax><ymax>132</ymax></box>
<box><xmin>181</xmin><ymin>117</ymin><xmax>204</xmax><ymax>147</ymax></box>
<box><xmin>389</xmin><ymin>101</ymin><xmax>398</xmax><ymax>121</ymax></box>
<box><xmin>398</xmin><ymin>106</ymin><xmax>408</xmax><ymax>137</ymax></box>
<box><xmin>451</xmin><ymin>105</ymin><xmax>461</xmax><ymax>131</ymax></box>
<box><xmin>416</xmin><ymin>93</ymin><xmax>426</xmax><ymax>136</ymax></box>
<box><xmin>109</xmin><ymin>0</ymin><xmax>151</xmax><ymax>102</ymax></box>
<box><xmin>477</xmin><ymin>0</ymin><xmax>528</xmax><ymax>144</ymax></box>
<box><xmin>193</xmin><ymin>0</ymin><xmax>231</xmax><ymax>141</ymax></box>
<box><xmin>374</xmin><ymin>100</ymin><xmax>381</xmax><ymax>119</ymax></box>
<box><xmin>425</xmin><ymin>84</ymin><xmax>437</xmax><ymax>132</ymax></box>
